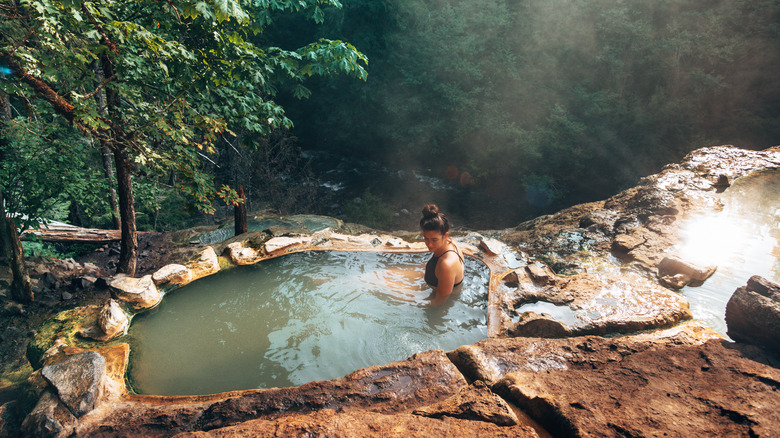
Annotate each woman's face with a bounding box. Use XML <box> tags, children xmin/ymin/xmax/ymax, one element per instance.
<box><xmin>423</xmin><ymin>230</ymin><xmax>448</xmax><ymax>253</ymax></box>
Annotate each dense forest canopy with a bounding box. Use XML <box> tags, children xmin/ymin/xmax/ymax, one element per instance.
<box><xmin>2</xmin><ymin>0</ymin><xmax>779</xmax><ymax>239</ymax></box>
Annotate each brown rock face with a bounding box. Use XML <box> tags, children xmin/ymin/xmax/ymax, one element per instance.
<box><xmin>447</xmin><ymin>324</ymin><xmax>780</xmax><ymax>438</ymax></box>
<box><xmin>726</xmin><ymin>276</ymin><xmax>780</xmax><ymax>354</ymax></box>
<box><xmin>413</xmin><ymin>380</ymin><xmax>519</xmax><ymax>426</ymax></box>
<box><xmin>493</xmin><ymin>340</ymin><xmax>780</xmax><ymax>438</ymax></box>
<box><xmin>74</xmin><ymin>350</ymin><xmax>469</xmax><ymax>437</ymax></box>
<box><xmin>171</xmin><ymin>409</ymin><xmax>540</xmax><ymax>438</ymax></box>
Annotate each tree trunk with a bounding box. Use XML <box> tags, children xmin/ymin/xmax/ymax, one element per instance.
<box><xmin>102</xmin><ymin>53</ymin><xmax>137</xmax><ymax>275</ymax></box>
<box><xmin>114</xmin><ymin>150</ymin><xmax>137</xmax><ymax>276</ymax></box>
<box><xmin>0</xmin><ymin>90</ymin><xmax>31</xmax><ymax>302</ymax></box>
<box><xmin>93</xmin><ymin>60</ymin><xmax>121</xmax><ymax>229</ymax></box>
<box><xmin>235</xmin><ymin>185</ymin><xmax>248</xmax><ymax>236</ymax></box>
<box><xmin>0</xmin><ymin>187</ymin><xmax>33</xmax><ymax>303</ymax></box>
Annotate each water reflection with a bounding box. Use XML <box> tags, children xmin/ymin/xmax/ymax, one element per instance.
<box><xmin>127</xmin><ymin>251</ymin><xmax>489</xmax><ymax>396</ymax></box>
<box><xmin>677</xmin><ymin>170</ymin><xmax>780</xmax><ymax>336</ymax></box>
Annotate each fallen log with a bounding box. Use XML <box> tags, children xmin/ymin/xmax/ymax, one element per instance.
<box><xmin>21</xmin><ymin>221</ymin><xmax>123</xmax><ymax>244</ymax></box>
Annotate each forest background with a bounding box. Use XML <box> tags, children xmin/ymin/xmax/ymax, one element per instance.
<box><xmin>1</xmin><ymin>0</ymin><xmax>779</xmax><ymax>276</ymax></box>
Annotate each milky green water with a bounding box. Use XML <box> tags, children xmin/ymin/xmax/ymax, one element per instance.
<box><xmin>678</xmin><ymin>170</ymin><xmax>780</xmax><ymax>336</ymax></box>
<box><xmin>127</xmin><ymin>251</ymin><xmax>489</xmax><ymax>396</ymax></box>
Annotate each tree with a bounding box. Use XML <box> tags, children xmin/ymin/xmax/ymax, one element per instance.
<box><xmin>1</xmin><ymin>0</ymin><xmax>367</xmax><ymax>276</ymax></box>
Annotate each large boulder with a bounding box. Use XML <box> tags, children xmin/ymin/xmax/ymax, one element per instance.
<box><xmin>40</xmin><ymin>351</ymin><xmax>107</xmax><ymax>418</ymax></box>
<box><xmin>726</xmin><ymin>275</ymin><xmax>780</xmax><ymax>353</ymax></box>
<box><xmin>188</xmin><ymin>246</ymin><xmax>220</xmax><ymax>280</ymax></box>
<box><xmin>109</xmin><ymin>275</ymin><xmax>161</xmax><ymax>309</ymax></box>
<box><xmin>151</xmin><ymin>263</ymin><xmax>192</xmax><ymax>286</ymax></box>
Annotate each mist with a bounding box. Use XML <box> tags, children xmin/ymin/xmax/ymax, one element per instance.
<box><xmin>275</xmin><ymin>0</ymin><xmax>780</xmax><ymax>229</ymax></box>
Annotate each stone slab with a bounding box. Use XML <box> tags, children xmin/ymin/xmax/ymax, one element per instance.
<box><xmin>171</xmin><ymin>409</ymin><xmax>540</xmax><ymax>438</ymax></box>
<box><xmin>75</xmin><ymin>349</ymin><xmax>469</xmax><ymax>436</ymax></box>
<box><xmin>492</xmin><ymin>339</ymin><xmax>780</xmax><ymax>438</ymax></box>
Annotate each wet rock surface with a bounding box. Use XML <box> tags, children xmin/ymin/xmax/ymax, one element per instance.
<box><xmin>726</xmin><ymin>276</ymin><xmax>780</xmax><ymax>354</ymax></box>
<box><xmin>502</xmin><ymin>269</ymin><xmax>692</xmax><ymax>337</ymax></box>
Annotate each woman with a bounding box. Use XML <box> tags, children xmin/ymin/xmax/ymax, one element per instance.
<box><xmin>420</xmin><ymin>204</ymin><xmax>464</xmax><ymax>306</ymax></box>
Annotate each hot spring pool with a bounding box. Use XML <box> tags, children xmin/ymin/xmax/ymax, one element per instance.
<box><xmin>127</xmin><ymin>251</ymin><xmax>489</xmax><ymax>395</ymax></box>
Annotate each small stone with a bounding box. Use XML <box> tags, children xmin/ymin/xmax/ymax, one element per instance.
<box><xmin>479</xmin><ymin>237</ymin><xmax>504</xmax><ymax>256</ymax></box>
<box><xmin>525</xmin><ymin>264</ymin><xmax>555</xmax><ymax>285</ymax></box>
<box><xmin>657</xmin><ymin>256</ymin><xmax>716</xmax><ymax>284</ymax></box>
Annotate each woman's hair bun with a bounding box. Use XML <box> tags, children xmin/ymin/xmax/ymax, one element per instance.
<box><xmin>421</xmin><ymin>204</ymin><xmax>439</xmax><ymax>219</ymax></box>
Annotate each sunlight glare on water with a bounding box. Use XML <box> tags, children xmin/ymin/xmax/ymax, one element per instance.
<box><xmin>127</xmin><ymin>251</ymin><xmax>489</xmax><ymax>396</ymax></box>
<box><xmin>676</xmin><ymin>170</ymin><xmax>780</xmax><ymax>336</ymax></box>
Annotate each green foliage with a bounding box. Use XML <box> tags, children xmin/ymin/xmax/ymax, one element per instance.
<box><xmin>1</xmin><ymin>0</ymin><xmax>368</xmax><ymax>228</ymax></box>
<box><xmin>0</xmin><ymin>116</ymin><xmax>112</xmax><ymax>231</ymax></box>
<box><xmin>342</xmin><ymin>190</ymin><xmax>393</xmax><ymax>230</ymax></box>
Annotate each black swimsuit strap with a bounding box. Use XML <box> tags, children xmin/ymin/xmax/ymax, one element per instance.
<box><xmin>439</xmin><ymin>249</ymin><xmax>464</xmax><ymax>265</ymax></box>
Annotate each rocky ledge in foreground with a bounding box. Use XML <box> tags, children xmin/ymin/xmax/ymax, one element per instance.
<box><xmin>12</xmin><ymin>145</ymin><xmax>780</xmax><ymax>437</ymax></box>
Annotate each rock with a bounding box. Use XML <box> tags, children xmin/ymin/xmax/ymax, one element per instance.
<box><xmin>174</xmin><ymin>409</ymin><xmax>540</xmax><ymax>438</ymax></box>
<box><xmin>39</xmin><ymin>272</ymin><xmax>60</xmax><ymax>291</ymax></box>
<box><xmin>264</xmin><ymin>236</ymin><xmax>309</xmax><ymax>253</ymax></box>
<box><xmin>726</xmin><ymin>276</ymin><xmax>780</xmax><ymax>353</ymax></box>
<box><xmin>97</xmin><ymin>299</ymin><xmax>128</xmax><ymax>341</ymax></box>
<box><xmin>152</xmin><ymin>263</ymin><xmax>192</xmax><ymax>286</ymax></box>
<box><xmin>75</xmin><ymin>350</ymin><xmax>468</xmax><ymax>436</ymax></box>
<box><xmin>60</xmin><ymin>291</ymin><xmax>73</xmax><ymax>301</ymax></box>
<box><xmin>413</xmin><ymin>380</ymin><xmax>519</xmax><ymax>426</ymax></box>
<box><xmin>504</xmin><ymin>272</ymin><xmax>692</xmax><ymax>337</ymax></box>
<box><xmin>578</xmin><ymin>210</ymin><xmax>619</xmax><ymax>233</ymax></box>
<box><xmin>0</xmin><ymin>400</ymin><xmax>21</xmax><ymax>438</ymax></box>
<box><xmin>657</xmin><ymin>255</ymin><xmax>717</xmax><ymax>288</ymax></box>
<box><xmin>479</xmin><ymin>237</ymin><xmax>504</xmax><ymax>256</ymax></box>
<box><xmin>70</xmin><ymin>276</ymin><xmax>96</xmax><ymax>290</ymax></box>
<box><xmin>491</xmin><ymin>336</ymin><xmax>780</xmax><ymax>438</ymax></box>
<box><xmin>509</xmin><ymin>313</ymin><xmax>572</xmax><ymax>338</ymax></box>
<box><xmin>525</xmin><ymin>264</ymin><xmax>554</xmax><ymax>285</ymax></box>
<box><xmin>109</xmin><ymin>275</ymin><xmax>161</xmax><ymax>309</ymax></box>
<box><xmin>225</xmin><ymin>242</ymin><xmax>262</xmax><ymax>265</ymax></box>
<box><xmin>188</xmin><ymin>246</ymin><xmax>220</xmax><ymax>281</ymax></box>
<box><xmin>383</xmin><ymin>237</ymin><xmax>411</xmax><ymax>248</ymax></box>
<box><xmin>41</xmin><ymin>351</ymin><xmax>107</xmax><ymax>417</ymax></box>
<box><xmin>20</xmin><ymin>390</ymin><xmax>76</xmax><ymax>438</ymax></box>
